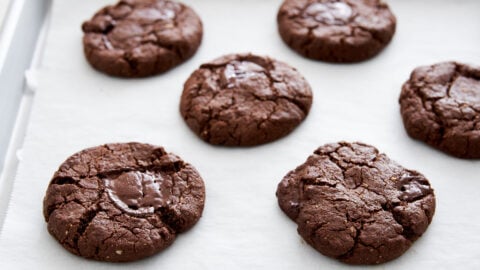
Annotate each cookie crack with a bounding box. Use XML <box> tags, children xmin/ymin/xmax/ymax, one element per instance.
<box><xmin>46</xmin><ymin>198</ymin><xmax>88</xmax><ymax>222</ymax></box>
<box><xmin>381</xmin><ymin>200</ymin><xmax>418</xmax><ymax>242</ymax></box>
<box><xmin>415</xmin><ymin>63</ymin><xmax>478</xmax><ymax>126</ymax></box>
<box><xmin>155</xmin><ymin>206</ymin><xmax>182</xmax><ymax>233</ymax></box>
<box><xmin>148</xmin><ymin>31</ymin><xmax>184</xmax><ymax>59</ymax></box>
<box><xmin>61</xmin><ymin>160</ymin><xmax>185</xmax><ymax>182</ymax></box>
<box><xmin>51</xmin><ymin>176</ymin><xmax>78</xmax><ymax>186</ymax></box>
<box><xmin>96</xmin><ymin>165</ymin><xmax>179</xmax><ymax>181</ymax></box>
<box><xmin>300</xmin><ymin>25</ymin><xmax>319</xmax><ymax>51</ymax></box>
<box><xmin>110</xmin><ymin>2</ymin><xmax>134</xmax><ymax>20</ymax></box>
<box><xmin>96</xmin><ymin>231</ymin><xmax>115</xmax><ymax>256</ymax></box>
<box><xmin>262</xmin><ymin>68</ymin><xmax>310</xmax><ymax>115</ymax></box>
<box><xmin>445</xmin><ymin>64</ymin><xmax>463</xmax><ymax>99</ymax></box>
<box><xmin>72</xmin><ymin>209</ymin><xmax>99</xmax><ymax>252</ymax></box>
<box><xmin>196</xmin><ymin>72</ymin><xmax>225</xmax><ymax>142</ymax></box>
<box><xmin>354</xmin><ymin>25</ymin><xmax>384</xmax><ymax>45</ymax></box>
<box><xmin>337</xmin><ymin>219</ymin><xmax>363</xmax><ymax>261</ymax></box>
<box><xmin>390</xmin><ymin>211</ymin><xmax>416</xmax><ymax>242</ymax></box>
<box><xmin>301</xmin><ymin>177</ymin><xmax>338</xmax><ymax>188</ymax></box>
<box><xmin>307</xmin><ymin>221</ymin><xmax>328</xmax><ymax>244</ymax></box>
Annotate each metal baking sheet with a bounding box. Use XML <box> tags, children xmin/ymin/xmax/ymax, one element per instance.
<box><xmin>0</xmin><ymin>0</ymin><xmax>50</xmax><ymax>172</ymax></box>
<box><xmin>0</xmin><ymin>0</ymin><xmax>479</xmax><ymax>269</ymax></box>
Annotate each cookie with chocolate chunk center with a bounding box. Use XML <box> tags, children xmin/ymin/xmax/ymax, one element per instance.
<box><xmin>82</xmin><ymin>0</ymin><xmax>203</xmax><ymax>77</ymax></box>
<box><xmin>277</xmin><ymin>0</ymin><xmax>396</xmax><ymax>62</ymax></box>
<box><xmin>180</xmin><ymin>53</ymin><xmax>313</xmax><ymax>146</ymax></box>
<box><xmin>43</xmin><ymin>142</ymin><xmax>205</xmax><ymax>262</ymax></box>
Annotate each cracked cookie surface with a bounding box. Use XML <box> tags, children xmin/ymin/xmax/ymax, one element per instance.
<box><xmin>180</xmin><ymin>53</ymin><xmax>313</xmax><ymax>146</ymax></box>
<box><xmin>276</xmin><ymin>142</ymin><xmax>435</xmax><ymax>264</ymax></box>
<box><xmin>82</xmin><ymin>0</ymin><xmax>202</xmax><ymax>77</ymax></box>
<box><xmin>400</xmin><ymin>62</ymin><xmax>480</xmax><ymax>158</ymax></box>
<box><xmin>277</xmin><ymin>0</ymin><xmax>396</xmax><ymax>62</ymax></box>
<box><xmin>43</xmin><ymin>142</ymin><xmax>205</xmax><ymax>262</ymax></box>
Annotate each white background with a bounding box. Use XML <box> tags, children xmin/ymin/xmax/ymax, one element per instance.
<box><xmin>0</xmin><ymin>0</ymin><xmax>480</xmax><ymax>269</ymax></box>
<box><xmin>0</xmin><ymin>0</ymin><xmax>9</xmax><ymax>28</ymax></box>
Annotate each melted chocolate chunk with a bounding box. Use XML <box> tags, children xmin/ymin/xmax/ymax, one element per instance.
<box><xmin>397</xmin><ymin>173</ymin><xmax>433</xmax><ymax>202</ymax></box>
<box><xmin>304</xmin><ymin>2</ymin><xmax>352</xmax><ymax>25</ymax></box>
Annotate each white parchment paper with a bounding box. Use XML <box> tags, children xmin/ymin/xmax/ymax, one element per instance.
<box><xmin>1</xmin><ymin>0</ymin><xmax>480</xmax><ymax>269</ymax></box>
<box><xmin>0</xmin><ymin>0</ymin><xmax>9</xmax><ymax>29</ymax></box>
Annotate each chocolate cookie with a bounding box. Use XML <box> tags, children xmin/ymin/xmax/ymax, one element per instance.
<box><xmin>43</xmin><ymin>143</ymin><xmax>205</xmax><ymax>262</ymax></box>
<box><xmin>180</xmin><ymin>53</ymin><xmax>313</xmax><ymax>146</ymax></box>
<box><xmin>277</xmin><ymin>0</ymin><xmax>396</xmax><ymax>62</ymax></box>
<box><xmin>276</xmin><ymin>142</ymin><xmax>435</xmax><ymax>264</ymax></box>
<box><xmin>82</xmin><ymin>0</ymin><xmax>203</xmax><ymax>77</ymax></box>
<box><xmin>400</xmin><ymin>62</ymin><xmax>480</xmax><ymax>159</ymax></box>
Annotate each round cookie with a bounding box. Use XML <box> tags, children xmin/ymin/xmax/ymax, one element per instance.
<box><xmin>43</xmin><ymin>143</ymin><xmax>205</xmax><ymax>262</ymax></box>
<box><xmin>180</xmin><ymin>53</ymin><xmax>313</xmax><ymax>146</ymax></box>
<box><xmin>82</xmin><ymin>0</ymin><xmax>203</xmax><ymax>77</ymax></box>
<box><xmin>400</xmin><ymin>62</ymin><xmax>480</xmax><ymax>159</ymax></box>
<box><xmin>277</xmin><ymin>0</ymin><xmax>396</xmax><ymax>62</ymax></box>
<box><xmin>276</xmin><ymin>142</ymin><xmax>435</xmax><ymax>265</ymax></box>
